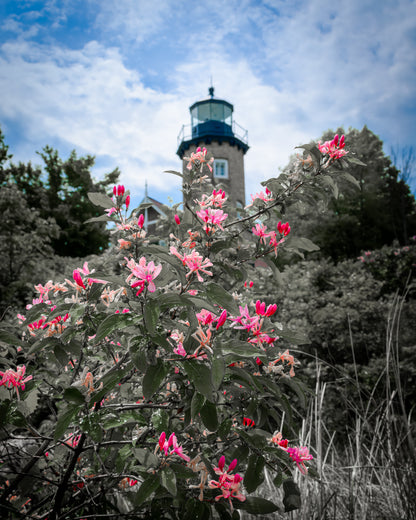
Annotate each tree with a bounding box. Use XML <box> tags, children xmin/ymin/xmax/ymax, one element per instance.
<box><xmin>0</xmin><ymin>127</ymin><xmax>120</xmax><ymax>257</ymax></box>
<box><xmin>284</xmin><ymin>127</ymin><xmax>416</xmax><ymax>261</ymax></box>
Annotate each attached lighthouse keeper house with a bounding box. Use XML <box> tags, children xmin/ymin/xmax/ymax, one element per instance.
<box><xmin>176</xmin><ymin>87</ymin><xmax>249</xmax><ymax>208</ymax></box>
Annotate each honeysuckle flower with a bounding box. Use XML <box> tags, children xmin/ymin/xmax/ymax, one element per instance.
<box><xmin>184</xmin><ymin>147</ymin><xmax>214</xmax><ymax>172</ymax></box>
<box><xmin>209</xmin><ymin>456</ymin><xmax>246</xmax><ymax>509</ymax></box>
<box><xmin>137</xmin><ymin>214</ymin><xmax>145</xmax><ymax>229</ymax></box>
<box><xmin>318</xmin><ymin>134</ymin><xmax>348</xmax><ymax>160</ymax></box>
<box><xmin>255</xmin><ymin>300</ymin><xmax>277</xmax><ymax>317</ymax></box>
<box><xmin>277</xmin><ymin>221</ymin><xmax>291</xmax><ymax>237</ymax></box>
<box><xmin>105</xmin><ymin>207</ymin><xmax>117</xmax><ymax>217</ymax></box>
<box><xmin>216</xmin><ymin>309</ymin><xmax>227</xmax><ymax>329</ymax></box>
<box><xmin>73</xmin><ymin>269</ymin><xmax>86</xmax><ymax>289</ymax></box>
<box><xmin>125</xmin><ymin>256</ymin><xmax>162</xmax><ymax>294</ymax></box>
<box><xmin>243</xmin><ymin>417</ymin><xmax>255</xmax><ymax>427</ymax></box>
<box><xmin>196</xmin><ymin>207</ymin><xmax>228</xmax><ymax>232</ymax></box>
<box><xmin>246</xmin><ymin>188</ymin><xmax>274</xmax><ymax>208</ymax></box>
<box><xmin>287</xmin><ymin>446</ymin><xmax>313</xmax><ymax>474</ymax></box>
<box><xmin>170</xmin><ymin>248</ymin><xmax>213</xmax><ymax>282</ymax></box>
<box><xmin>196</xmin><ymin>308</ymin><xmax>217</xmax><ymax>326</ymax></box>
<box><xmin>113</xmin><ymin>184</ymin><xmax>125</xmax><ymax>196</ymax></box>
<box><xmin>252</xmin><ymin>223</ymin><xmax>269</xmax><ymax>245</ymax></box>
<box><xmin>157</xmin><ymin>432</ymin><xmax>190</xmax><ymax>462</ymax></box>
<box><xmin>125</xmin><ymin>195</ymin><xmax>130</xmax><ymax>211</ymax></box>
<box><xmin>174</xmin><ymin>214</ymin><xmax>181</xmax><ymax>225</ymax></box>
<box><xmin>0</xmin><ymin>365</ymin><xmax>33</xmax><ymax>399</ymax></box>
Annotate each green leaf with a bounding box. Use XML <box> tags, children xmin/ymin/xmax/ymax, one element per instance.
<box><xmin>235</xmin><ymin>497</ymin><xmax>279</xmax><ymax>514</ymax></box>
<box><xmin>346</xmin><ymin>155</ymin><xmax>367</xmax><ymax>167</ymax></box>
<box><xmin>320</xmin><ymin>174</ymin><xmax>339</xmax><ymax>198</ymax></box>
<box><xmin>260</xmin><ymin>256</ymin><xmax>283</xmax><ymax>284</ymax></box>
<box><xmin>182</xmin><ymin>360</ymin><xmax>214</xmax><ymax>401</ymax></box>
<box><xmin>54</xmin><ymin>405</ymin><xmax>81</xmax><ymax>441</ymax></box>
<box><xmin>0</xmin><ymin>329</ymin><xmax>26</xmax><ymax>347</ymax></box>
<box><xmin>84</xmin><ymin>214</ymin><xmax>111</xmax><ymax>223</ymax></box>
<box><xmin>286</xmin><ymin>236</ymin><xmax>320</xmax><ymax>252</ymax></box>
<box><xmin>169</xmin><ymin>462</ymin><xmax>195</xmax><ymax>480</ymax></box>
<box><xmin>95</xmin><ymin>313</ymin><xmax>132</xmax><ymax>342</ymax></box>
<box><xmin>144</xmin><ymin>300</ymin><xmax>160</xmax><ymax>335</ymax></box>
<box><xmin>102</xmin><ymin>411</ymin><xmax>146</xmax><ymax>429</ymax></box>
<box><xmin>134</xmin><ymin>448</ymin><xmax>160</xmax><ymax>469</ymax></box>
<box><xmin>53</xmin><ymin>343</ymin><xmax>68</xmax><ymax>366</ymax></box>
<box><xmin>283</xmin><ymin>479</ymin><xmax>301</xmax><ymax>512</ymax></box>
<box><xmin>200</xmin><ymin>400</ymin><xmax>218</xmax><ymax>431</ymax></box>
<box><xmin>220</xmin><ymin>340</ymin><xmax>264</xmax><ymax>359</ymax></box>
<box><xmin>191</xmin><ymin>392</ymin><xmax>205</xmax><ymax>419</ymax></box>
<box><xmin>211</xmin><ymin>357</ymin><xmax>225</xmax><ymax>391</ymax></box>
<box><xmin>134</xmin><ymin>473</ymin><xmax>160</xmax><ymax>507</ymax></box>
<box><xmin>63</xmin><ymin>387</ymin><xmax>85</xmax><ymax>405</ymax></box>
<box><xmin>151</xmin><ymin>408</ymin><xmax>169</xmax><ymax>432</ymax></box>
<box><xmin>160</xmin><ymin>466</ymin><xmax>177</xmax><ymax>495</ymax></box>
<box><xmin>205</xmin><ymin>283</ymin><xmax>239</xmax><ymax>314</ymax></box>
<box><xmin>277</xmin><ymin>328</ymin><xmax>309</xmax><ymax>345</ymax></box>
<box><xmin>87</xmin><ymin>191</ymin><xmax>114</xmax><ymax>209</ymax></box>
<box><xmin>143</xmin><ymin>359</ymin><xmax>168</xmax><ymax>400</ymax></box>
<box><xmin>164</xmin><ymin>169</ymin><xmax>183</xmax><ymax>178</ymax></box>
<box><xmin>92</xmin><ymin>368</ymin><xmax>127</xmax><ymax>403</ymax></box>
<box><xmin>244</xmin><ymin>454</ymin><xmax>265</xmax><ymax>493</ymax></box>
<box><xmin>340</xmin><ymin>171</ymin><xmax>361</xmax><ymax>188</ymax></box>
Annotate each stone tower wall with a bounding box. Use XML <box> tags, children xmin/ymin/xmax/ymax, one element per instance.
<box><xmin>182</xmin><ymin>140</ymin><xmax>246</xmax><ymax>206</ymax></box>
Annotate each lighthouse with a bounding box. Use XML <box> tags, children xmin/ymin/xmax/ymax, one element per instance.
<box><xmin>176</xmin><ymin>87</ymin><xmax>249</xmax><ymax>207</ymax></box>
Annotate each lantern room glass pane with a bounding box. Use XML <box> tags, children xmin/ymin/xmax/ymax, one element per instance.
<box><xmin>224</xmin><ymin>106</ymin><xmax>232</xmax><ymax>125</ymax></box>
<box><xmin>211</xmin><ymin>103</ymin><xmax>224</xmax><ymax>121</ymax></box>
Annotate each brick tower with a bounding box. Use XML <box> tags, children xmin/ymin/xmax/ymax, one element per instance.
<box><xmin>176</xmin><ymin>87</ymin><xmax>249</xmax><ymax>207</ymax></box>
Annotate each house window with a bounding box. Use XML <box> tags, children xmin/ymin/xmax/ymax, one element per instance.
<box><xmin>213</xmin><ymin>159</ymin><xmax>228</xmax><ymax>179</ymax></box>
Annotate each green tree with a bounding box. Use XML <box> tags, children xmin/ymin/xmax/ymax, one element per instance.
<box><xmin>285</xmin><ymin>127</ymin><xmax>416</xmax><ymax>261</ymax></box>
<box><xmin>0</xmin><ymin>128</ymin><xmax>120</xmax><ymax>257</ymax></box>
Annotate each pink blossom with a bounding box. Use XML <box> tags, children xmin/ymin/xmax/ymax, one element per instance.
<box><xmin>246</xmin><ymin>188</ymin><xmax>274</xmax><ymax>208</ymax></box>
<box><xmin>184</xmin><ymin>147</ymin><xmax>214</xmax><ymax>172</ymax></box>
<box><xmin>196</xmin><ymin>309</ymin><xmax>217</xmax><ymax>326</ymax></box>
<box><xmin>287</xmin><ymin>446</ymin><xmax>313</xmax><ymax>474</ymax></box>
<box><xmin>252</xmin><ymin>223</ymin><xmax>269</xmax><ymax>245</ymax></box>
<box><xmin>277</xmin><ymin>221</ymin><xmax>291</xmax><ymax>237</ymax></box>
<box><xmin>174</xmin><ymin>214</ymin><xmax>181</xmax><ymax>225</ymax></box>
<box><xmin>255</xmin><ymin>300</ymin><xmax>277</xmax><ymax>317</ymax></box>
<box><xmin>137</xmin><ymin>214</ymin><xmax>145</xmax><ymax>229</ymax></box>
<box><xmin>125</xmin><ymin>195</ymin><xmax>130</xmax><ymax>211</ymax></box>
<box><xmin>73</xmin><ymin>269</ymin><xmax>86</xmax><ymax>290</ymax></box>
<box><xmin>170</xmin><ymin>247</ymin><xmax>213</xmax><ymax>282</ymax></box>
<box><xmin>125</xmin><ymin>256</ymin><xmax>162</xmax><ymax>294</ymax></box>
<box><xmin>196</xmin><ymin>208</ymin><xmax>228</xmax><ymax>232</ymax></box>
<box><xmin>209</xmin><ymin>457</ymin><xmax>246</xmax><ymax>509</ymax></box>
<box><xmin>0</xmin><ymin>365</ymin><xmax>33</xmax><ymax>399</ymax></box>
<box><xmin>216</xmin><ymin>309</ymin><xmax>227</xmax><ymax>329</ymax></box>
<box><xmin>105</xmin><ymin>207</ymin><xmax>117</xmax><ymax>217</ymax></box>
<box><xmin>158</xmin><ymin>432</ymin><xmax>190</xmax><ymax>462</ymax></box>
<box><xmin>318</xmin><ymin>134</ymin><xmax>348</xmax><ymax>160</ymax></box>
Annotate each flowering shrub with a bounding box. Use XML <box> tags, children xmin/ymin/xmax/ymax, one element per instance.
<box><xmin>0</xmin><ymin>137</ymin><xmax>358</xmax><ymax>518</ymax></box>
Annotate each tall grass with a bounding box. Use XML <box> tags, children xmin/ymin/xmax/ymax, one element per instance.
<box><xmin>241</xmin><ymin>289</ymin><xmax>416</xmax><ymax>519</ymax></box>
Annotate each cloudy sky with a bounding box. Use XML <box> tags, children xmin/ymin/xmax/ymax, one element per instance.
<box><xmin>1</xmin><ymin>0</ymin><xmax>415</xmax><ymax>207</ymax></box>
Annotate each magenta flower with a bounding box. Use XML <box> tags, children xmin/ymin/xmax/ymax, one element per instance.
<box><xmin>158</xmin><ymin>432</ymin><xmax>190</xmax><ymax>462</ymax></box>
<box><xmin>125</xmin><ymin>256</ymin><xmax>162</xmax><ymax>294</ymax></box>
<box><xmin>318</xmin><ymin>134</ymin><xmax>348</xmax><ymax>160</ymax></box>
<box><xmin>0</xmin><ymin>365</ymin><xmax>33</xmax><ymax>399</ymax></box>
<box><xmin>277</xmin><ymin>221</ymin><xmax>291</xmax><ymax>237</ymax></box>
<box><xmin>138</xmin><ymin>214</ymin><xmax>145</xmax><ymax>229</ymax></box>
<box><xmin>184</xmin><ymin>147</ymin><xmax>214</xmax><ymax>172</ymax></box>
<box><xmin>216</xmin><ymin>309</ymin><xmax>228</xmax><ymax>329</ymax></box>
<box><xmin>196</xmin><ymin>208</ymin><xmax>228</xmax><ymax>232</ymax></box>
<box><xmin>255</xmin><ymin>300</ymin><xmax>277</xmax><ymax>317</ymax></box>
<box><xmin>174</xmin><ymin>214</ymin><xmax>181</xmax><ymax>225</ymax></box>
<box><xmin>287</xmin><ymin>446</ymin><xmax>313</xmax><ymax>474</ymax></box>
<box><xmin>73</xmin><ymin>269</ymin><xmax>86</xmax><ymax>290</ymax></box>
<box><xmin>170</xmin><ymin>247</ymin><xmax>213</xmax><ymax>282</ymax></box>
<box><xmin>252</xmin><ymin>223</ymin><xmax>270</xmax><ymax>245</ymax></box>
<box><xmin>125</xmin><ymin>195</ymin><xmax>130</xmax><ymax>211</ymax></box>
<box><xmin>209</xmin><ymin>456</ymin><xmax>246</xmax><ymax>509</ymax></box>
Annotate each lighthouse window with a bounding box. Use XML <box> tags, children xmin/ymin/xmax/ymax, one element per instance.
<box><xmin>214</xmin><ymin>159</ymin><xmax>228</xmax><ymax>179</ymax></box>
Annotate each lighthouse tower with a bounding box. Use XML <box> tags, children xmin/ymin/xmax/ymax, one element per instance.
<box><xmin>176</xmin><ymin>87</ymin><xmax>249</xmax><ymax>207</ymax></box>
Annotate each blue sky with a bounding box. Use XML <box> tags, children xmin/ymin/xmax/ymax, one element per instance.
<box><xmin>1</xmin><ymin>0</ymin><xmax>416</xmax><ymax>207</ymax></box>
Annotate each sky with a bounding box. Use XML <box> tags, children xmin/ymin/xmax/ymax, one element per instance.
<box><xmin>1</xmin><ymin>0</ymin><xmax>416</xmax><ymax>209</ymax></box>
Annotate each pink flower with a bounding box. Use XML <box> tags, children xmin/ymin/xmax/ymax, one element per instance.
<box><xmin>196</xmin><ymin>208</ymin><xmax>228</xmax><ymax>232</ymax></box>
<box><xmin>184</xmin><ymin>147</ymin><xmax>214</xmax><ymax>173</ymax></box>
<box><xmin>246</xmin><ymin>188</ymin><xmax>274</xmax><ymax>208</ymax></box>
<box><xmin>255</xmin><ymin>300</ymin><xmax>277</xmax><ymax>317</ymax></box>
<box><xmin>137</xmin><ymin>214</ymin><xmax>145</xmax><ymax>229</ymax></box>
<box><xmin>170</xmin><ymin>247</ymin><xmax>213</xmax><ymax>282</ymax></box>
<box><xmin>318</xmin><ymin>134</ymin><xmax>348</xmax><ymax>160</ymax></box>
<box><xmin>287</xmin><ymin>446</ymin><xmax>313</xmax><ymax>474</ymax></box>
<box><xmin>73</xmin><ymin>269</ymin><xmax>86</xmax><ymax>289</ymax></box>
<box><xmin>243</xmin><ymin>417</ymin><xmax>255</xmax><ymax>427</ymax></box>
<box><xmin>174</xmin><ymin>214</ymin><xmax>181</xmax><ymax>225</ymax></box>
<box><xmin>0</xmin><ymin>365</ymin><xmax>33</xmax><ymax>399</ymax></box>
<box><xmin>158</xmin><ymin>432</ymin><xmax>190</xmax><ymax>462</ymax></box>
<box><xmin>277</xmin><ymin>221</ymin><xmax>291</xmax><ymax>237</ymax></box>
<box><xmin>125</xmin><ymin>256</ymin><xmax>162</xmax><ymax>294</ymax></box>
<box><xmin>216</xmin><ymin>310</ymin><xmax>227</xmax><ymax>329</ymax></box>
<box><xmin>209</xmin><ymin>457</ymin><xmax>246</xmax><ymax>509</ymax></box>
<box><xmin>252</xmin><ymin>223</ymin><xmax>269</xmax><ymax>245</ymax></box>
<box><xmin>105</xmin><ymin>207</ymin><xmax>117</xmax><ymax>217</ymax></box>
<box><xmin>196</xmin><ymin>309</ymin><xmax>217</xmax><ymax>326</ymax></box>
<box><xmin>125</xmin><ymin>195</ymin><xmax>130</xmax><ymax>211</ymax></box>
